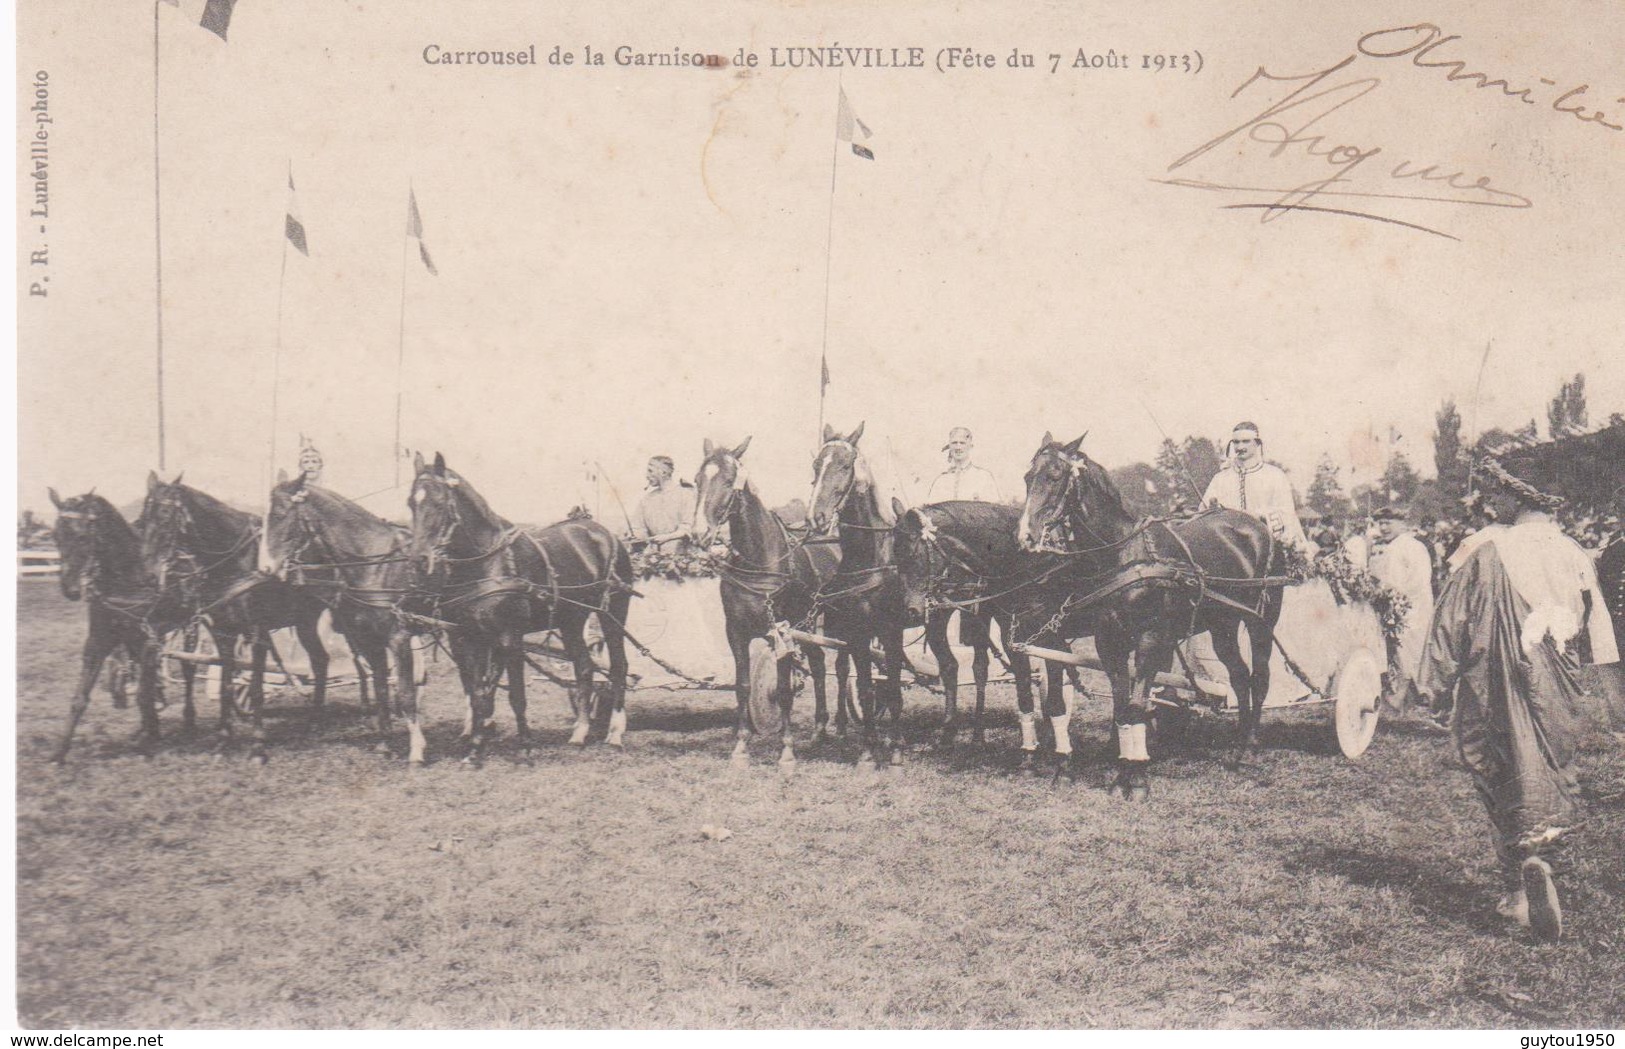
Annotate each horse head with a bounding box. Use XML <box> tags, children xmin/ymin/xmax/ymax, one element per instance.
<box><xmin>262</xmin><ymin>468</ymin><xmax>311</xmax><ymax>579</ymax></box>
<box><xmin>892</xmin><ymin>497</ymin><xmax>940</xmax><ymax>619</ymax></box>
<box><xmin>50</xmin><ymin>488</ymin><xmax>121</xmax><ymax>602</ymax></box>
<box><xmin>1020</xmin><ymin>431</ymin><xmax>1132</xmax><ymax>553</ymax></box>
<box><xmin>808</xmin><ymin>422</ymin><xmax>868</xmax><ymax>535</ymax></box>
<box><xmin>690</xmin><ymin>437</ymin><xmax>752</xmax><ymax>548</ymax></box>
<box><xmin>1019</xmin><ymin>432</ymin><xmax>1086</xmax><ymax>552</ymax></box>
<box><xmin>139</xmin><ymin>471</ymin><xmax>196</xmax><ymax>591</ymax></box>
<box><xmin>408</xmin><ymin>451</ymin><xmax>466</xmax><ymax>576</ymax></box>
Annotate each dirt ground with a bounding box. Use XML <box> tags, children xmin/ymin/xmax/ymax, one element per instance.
<box><xmin>14</xmin><ymin>582</ymin><xmax>1625</xmax><ymax>1028</ymax></box>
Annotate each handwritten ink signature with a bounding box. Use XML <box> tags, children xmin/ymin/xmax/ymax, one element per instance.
<box><xmin>1357</xmin><ymin>24</ymin><xmax>1623</xmax><ymax>134</ymax></box>
<box><xmin>1150</xmin><ymin>21</ymin><xmax>1623</xmax><ymax>239</ymax></box>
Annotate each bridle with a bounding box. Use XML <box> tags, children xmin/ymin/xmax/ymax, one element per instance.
<box><xmin>146</xmin><ymin>488</ymin><xmax>256</xmax><ymax>593</ymax></box>
<box><xmin>55</xmin><ymin>506</ymin><xmax>105</xmax><ymax>599</ymax></box>
<box><xmin>696</xmin><ymin>454</ymin><xmax>751</xmax><ymax>543</ymax></box>
<box><xmin>1026</xmin><ymin>447</ymin><xmax>1121</xmax><ymax>554</ymax></box>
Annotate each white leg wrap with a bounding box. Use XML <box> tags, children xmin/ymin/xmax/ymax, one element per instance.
<box><xmin>607</xmin><ymin>709</ymin><xmax>627</xmax><ymax>745</ymax></box>
<box><xmin>1118</xmin><ymin>723</ymin><xmax>1149</xmax><ymax>762</ymax></box>
<box><xmin>1051</xmin><ymin>713</ymin><xmax>1072</xmax><ymax>755</ymax></box>
<box><xmin>1019</xmin><ymin>712</ymin><xmax>1038</xmax><ymax>751</ymax></box>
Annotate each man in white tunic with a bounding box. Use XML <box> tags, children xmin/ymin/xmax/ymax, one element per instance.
<box><xmin>1201</xmin><ymin>422</ymin><xmax>1312</xmax><ymax>551</ymax></box>
<box><xmin>927</xmin><ymin>427</ymin><xmax>1001</xmax><ymax>504</ymax></box>
<box><xmin>1368</xmin><ymin>506</ymin><xmax>1435</xmax><ymax>712</ymax></box>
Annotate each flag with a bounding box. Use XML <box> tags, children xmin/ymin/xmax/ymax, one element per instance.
<box><xmin>285</xmin><ymin>172</ymin><xmax>308</xmax><ymax>256</ymax></box>
<box><xmin>835</xmin><ymin>88</ymin><xmax>875</xmax><ymax>160</ymax></box>
<box><xmin>200</xmin><ymin>0</ymin><xmax>238</xmax><ymax>41</ymax></box>
<box><xmin>407</xmin><ymin>188</ymin><xmax>438</xmax><ymax>276</ymax></box>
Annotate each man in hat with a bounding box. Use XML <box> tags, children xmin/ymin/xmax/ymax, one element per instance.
<box><xmin>1416</xmin><ymin>457</ymin><xmax>1620</xmax><ymax>941</ymax></box>
<box><xmin>1201</xmin><ymin>422</ymin><xmax>1311</xmax><ymax>551</ymax></box>
<box><xmin>1368</xmin><ymin>506</ymin><xmax>1434</xmax><ymax>712</ymax></box>
<box><xmin>631</xmin><ymin>455</ymin><xmax>695</xmax><ymax>554</ymax></box>
<box><xmin>927</xmin><ymin>426</ymin><xmax>1001</xmax><ymax>504</ymax></box>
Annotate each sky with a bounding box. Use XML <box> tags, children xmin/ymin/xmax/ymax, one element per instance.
<box><xmin>16</xmin><ymin>0</ymin><xmax>1625</xmax><ymax>524</ymax></box>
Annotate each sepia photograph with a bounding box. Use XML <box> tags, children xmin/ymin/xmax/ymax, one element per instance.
<box><xmin>11</xmin><ymin>0</ymin><xmax>1625</xmax><ymax>1032</ymax></box>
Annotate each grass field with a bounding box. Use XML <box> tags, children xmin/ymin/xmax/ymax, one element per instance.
<box><xmin>14</xmin><ymin>581</ymin><xmax>1625</xmax><ymax>1029</ymax></box>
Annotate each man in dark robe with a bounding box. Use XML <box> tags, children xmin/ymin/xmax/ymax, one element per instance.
<box><xmin>1417</xmin><ymin>458</ymin><xmax>1620</xmax><ymax>941</ymax></box>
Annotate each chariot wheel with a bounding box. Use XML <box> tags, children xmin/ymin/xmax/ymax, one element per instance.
<box><xmin>747</xmin><ymin>637</ymin><xmax>783</xmax><ymax>737</ymax></box>
<box><xmin>1332</xmin><ymin>647</ymin><xmax>1383</xmax><ymax>759</ymax></box>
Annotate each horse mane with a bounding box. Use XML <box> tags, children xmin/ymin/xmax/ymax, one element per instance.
<box><xmin>298</xmin><ymin>483</ymin><xmax>395</xmax><ymax>532</ymax></box>
<box><xmin>64</xmin><ymin>494</ymin><xmax>144</xmax><ymax>573</ymax></box>
<box><xmin>172</xmin><ymin>482</ymin><xmax>257</xmax><ymax>536</ymax></box>
<box><xmin>443</xmin><ymin>470</ymin><xmax>513</xmax><ymax>531</ymax></box>
<box><xmin>1076</xmin><ymin>454</ymin><xmax>1132</xmax><ymax>523</ymax></box>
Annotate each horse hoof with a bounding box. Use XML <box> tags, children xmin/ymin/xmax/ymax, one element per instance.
<box><xmin>811</xmin><ymin>725</ymin><xmax>828</xmax><ymax>745</ymax></box>
<box><xmin>779</xmin><ymin>761</ymin><xmax>797</xmax><ymax>780</ymax></box>
<box><xmin>729</xmin><ymin>753</ymin><xmax>750</xmax><ymax>770</ymax></box>
<box><xmin>856</xmin><ymin>756</ymin><xmax>877</xmax><ymax>773</ymax></box>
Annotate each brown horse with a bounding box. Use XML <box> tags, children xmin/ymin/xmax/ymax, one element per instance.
<box><xmin>1019</xmin><ymin>433</ymin><xmax>1285</xmax><ymax>797</ymax></box>
<box><xmin>140</xmin><ymin>474</ymin><xmax>333</xmax><ymax>761</ymax></box>
<box><xmin>890</xmin><ymin>498</ymin><xmax>1081</xmax><ymax>768</ymax></box>
<box><xmin>47</xmin><ymin>490</ymin><xmax>204</xmax><ymax>761</ymax></box>
<box><xmin>262</xmin><ymin>472</ymin><xmax>430</xmax><ymax>764</ymax></box>
<box><xmin>807</xmin><ymin>423</ymin><xmax>911</xmax><ymax>766</ymax></box>
<box><xmin>408</xmin><ymin>452</ymin><xmax>632</xmax><ymax>762</ymax></box>
<box><xmin>691</xmin><ymin>437</ymin><xmax>842</xmax><ymax>772</ymax></box>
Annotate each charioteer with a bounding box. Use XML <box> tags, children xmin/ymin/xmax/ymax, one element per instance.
<box><xmin>1202</xmin><ymin>421</ymin><xmax>1313</xmax><ymax>552</ymax></box>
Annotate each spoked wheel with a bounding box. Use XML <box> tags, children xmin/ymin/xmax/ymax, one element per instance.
<box><xmin>747</xmin><ymin>638</ymin><xmax>783</xmax><ymax>737</ymax></box>
<box><xmin>1332</xmin><ymin>648</ymin><xmax>1383</xmax><ymax>759</ymax></box>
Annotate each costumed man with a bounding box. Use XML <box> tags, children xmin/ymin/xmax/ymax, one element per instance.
<box><xmin>298</xmin><ymin>441</ymin><xmax>324</xmax><ymax>486</ymax></box>
<box><xmin>1202</xmin><ymin>422</ymin><xmax>1313</xmax><ymax>552</ymax></box>
<box><xmin>1368</xmin><ymin>506</ymin><xmax>1435</xmax><ymax>713</ymax></box>
<box><xmin>1416</xmin><ymin>457</ymin><xmax>1621</xmax><ymax>941</ymax></box>
<box><xmin>926</xmin><ymin>426</ymin><xmax>1001</xmax><ymax>503</ymax></box>
<box><xmin>630</xmin><ymin>455</ymin><xmax>695</xmax><ymax>554</ymax></box>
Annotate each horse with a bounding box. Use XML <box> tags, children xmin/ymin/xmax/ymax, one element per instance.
<box><xmin>1018</xmin><ymin>432</ymin><xmax>1286</xmax><ymax>797</ymax></box>
<box><xmin>407</xmin><ymin>452</ymin><xmax>632</xmax><ymax>762</ymax></box>
<box><xmin>139</xmin><ymin>473</ymin><xmax>334</xmax><ymax>761</ymax></box>
<box><xmin>46</xmin><ymin>490</ymin><xmax>205</xmax><ymax>762</ymax></box>
<box><xmin>261</xmin><ymin>471</ymin><xmax>431</xmax><ymax>764</ymax></box>
<box><xmin>891</xmin><ymin>498</ymin><xmax>1085</xmax><ymax>770</ymax></box>
<box><xmin>691</xmin><ymin>436</ymin><xmax>844</xmax><ymax>772</ymax></box>
<box><xmin>807</xmin><ymin>423</ymin><xmax>912</xmax><ymax>767</ymax></box>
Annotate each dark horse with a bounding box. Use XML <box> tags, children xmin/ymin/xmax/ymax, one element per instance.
<box><xmin>891</xmin><ymin>498</ymin><xmax>1081</xmax><ymax>769</ymax></box>
<box><xmin>1019</xmin><ymin>433</ymin><xmax>1286</xmax><ymax>797</ymax></box>
<box><xmin>691</xmin><ymin>437</ymin><xmax>843</xmax><ymax>772</ymax></box>
<box><xmin>140</xmin><ymin>473</ymin><xmax>333</xmax><ymax>761</ymax></box>
<box><xmin>262</xmin><ymin>471</ymin><xmax>429</xmax><ymax>763</ymax></box>
<box><xmin>407</xmin><ymin>452</ymin><xmax>632</xmax><ymax>761</ymax></box>
<box><xmin>807</xmin><ymin>423</ymin><xmax>911</xmax><ymax>767</ymax></box>
<box><xmin>47</xmin><ymin>490</ymin><xmax>203</xmax><ymax>762</ymax></box>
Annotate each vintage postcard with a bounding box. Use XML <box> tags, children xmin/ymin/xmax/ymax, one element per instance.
<box><xmin>13</xmin><ymin>0</ymin><xmax>1625</xmax><ymax>1032</ymax></box>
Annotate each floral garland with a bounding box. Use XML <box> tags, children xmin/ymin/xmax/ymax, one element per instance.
<box><xmin>1280</xmin><ymin>544</ymin><xmax>1412</xmax><ymax>649</ymax></box>
<box><xmin>629</xmin><ymin>544</ymin><xmax>721</xmax><ymax>581</ymax></box>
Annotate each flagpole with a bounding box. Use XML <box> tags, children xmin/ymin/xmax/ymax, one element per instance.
<box><xmin>266</xmin><ymin>163</ymin><xmax>292</xmax><ymax>528</ymax></box>
<box><xmin>394</xmin><ymin>184</ymin><xmax>411</xmax><ymax>489</ymax></box>
<box><xmin>816</xmin><ymin>80</ymin><xmax>842</xmax><ymax>451</ymax></box>
<box><xmin>153</xmin><ymin>0</ymin><xmax>167</xmax><ymax>471</ymax></box>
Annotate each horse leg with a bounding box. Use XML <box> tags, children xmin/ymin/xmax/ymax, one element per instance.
<box><xmin>882</xmin><ymin>625</ymin><xmax>907</xmax><ymax>768</ymax></box>
<box><xmin>245</xmin><ymin>638</ymin><xmax>271</xmax><ymax>763</ymax></box>
<box><xmin>600</xmin><ymin>600</ymin><xmax>631</xmax><ymax>749</ymax></box>
<box><xmin>214</xmin><ymin>631</ymin><xmax>240</xmax><ymax>754</ymax></box>
<box><xmin>1096</xmin><ymin>631</ymin><xmax>1143</xmax><ymax>799</ymax></box>
<box><xmin>178</xmin><ymin>622</ymin><xmax>200</xmax><ymax>733</ymax></box>
<box><xmin>51</xmin><ymin>614</ymin><xmax>118</xmax><ymax>763</ymax></box>
<box><xmin>294</xmin><ymin>617</ymin><xmax>329</xmax><ymax>710</ymax></box>
<box><xmin>464</xmin><ymin>641</ymin><xmax>500</xmax><ymax>763</ymax></box>
<box><xmin>562</xmin><ymin>627</ymin><xmax>596</xmax><ymax>747</ymax></box>
<box><xmin>776</xmin><ymin>656</ymin><xmax>797</xmax><ymax>775</ymax></box>
<box><xmin>835</xmin><ymin>649</ymin><xmax>855</xmax><ymax>737</ymax></box>
<box><xmin>1209</xmin><ymin>615</ymin><xmax>1254</xmax><ymax>764</ymax></box>
<box><xmin>446</xmin><ymin>634</ymin><xmax>481</xmax><ymax>740</ymax></box>
<box><xmin>971</xmin><ymin>626</ymin><xmax>991</xmax><ymax>748</ymax></box>
<box><xmin>853</xmin><ymin>635</ymin><xmax>878</xmax><ymax>769</ymax></box>
<box><xmin>366</xmin><ymin>640</ymin><xmax>392</xmax><ymax>733</ymax></box>
<box><xmin>1005</xmin><ymin>626</ymin><xmax>1033</xmax><ymax>751</ymax></box>
<box><xmin>391</xmin><ymin>628</ymin><xmax>426</xmax><ymax>766</ymax></box>
<box><xmin>1040</xmin><ymin>650</ymin><xmax>1075</xmax><ymax>783</ymax></box>
<box><xmin>925</xmin><ymin>613</ymin><xmax>959</xmax><ymax>748</ymax></box>
<box><xmin>806</xmin><ymin>644</ymin><xmax>830</xmax><ymax>744</ymax></box>
<box><xmin>728</xmin><ymin>629</ymin><xmax>752</xmax><ymax>767</ymax></box>
<box><xmin>505</xmin><ymin>643</ymin><xmax>531</xmax><ymax>753</ymax></box>
<box><xmin>1245</xmin><ymin>602</ymin><xmax>1280</xmax><ymax>753</ymax></box>
<box><xmin>132</xmin><ymin>638</ymin><xmax>164</xmax><ymax>757</ymax></box>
